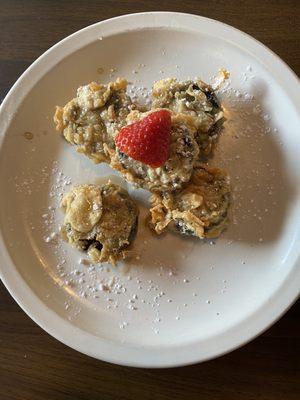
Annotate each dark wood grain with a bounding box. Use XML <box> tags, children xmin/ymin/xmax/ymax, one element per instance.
<box><xmin>0</xmin><ymin>1</ymin><xmax>299</xmax><ymax>399</ymax></box>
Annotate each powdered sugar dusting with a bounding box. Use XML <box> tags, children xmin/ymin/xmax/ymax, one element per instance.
<box><xmin>8</xmin><ymin>62</ymin><xmax>289</xmax><ymax>338</ymax></box>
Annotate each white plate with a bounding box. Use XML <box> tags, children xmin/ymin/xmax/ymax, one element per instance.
<box><xmin>0</xmin><ymin>12</ymin><xmax>299</xmax><ymax>368</ymax></box>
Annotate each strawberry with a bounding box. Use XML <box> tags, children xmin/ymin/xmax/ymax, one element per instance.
<box><xmin>115</xmin><ymin>110</ymin><xmax>171</xmax><ymax>168</ymax></box>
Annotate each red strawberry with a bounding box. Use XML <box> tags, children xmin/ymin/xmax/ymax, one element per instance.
<box><xmin>115</xmin><ymin>110</ymin><xmax>171</xmax><ymax>168</ymax></box>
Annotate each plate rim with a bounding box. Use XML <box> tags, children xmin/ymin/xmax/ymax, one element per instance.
<box><xmin>0</xmin><ymin>11</ymin><xmax>299</xmax><ymax>368</ymax></box>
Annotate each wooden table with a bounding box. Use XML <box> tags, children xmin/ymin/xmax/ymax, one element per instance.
<box><xmin>0</xmin><ymin>1</ymin><xmax>299</xmax><ymax>399</ymax></box>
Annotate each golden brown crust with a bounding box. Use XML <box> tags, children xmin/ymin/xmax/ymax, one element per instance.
<box><xmin>55</xmin><ymin>76</ymin><xmax>232</xmax><ymax>249</ymax></box>
<box><xmin>149</xmin><ymin>165</ymin><xmax>231</xmax><ymax>238</ymax></box>
<box><xmin>151</xmin><ymin>77</ymin><xmax>225</xmax><ymax>156</ymax></box>
<box><xmin>61</xmin><ymin>182</ymin><xmax>138</xmax><ymax>264</ymax></box>
<box><xmin>54</xmin><ymin>78</ymin><xmax>132</xmax><ymax>164</ymax></box>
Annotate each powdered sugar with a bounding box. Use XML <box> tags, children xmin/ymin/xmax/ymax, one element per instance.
<box><xmin>10</xmin><ymin>64</ymin><xmax>284</xmax><ymax>336</ymax></box>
